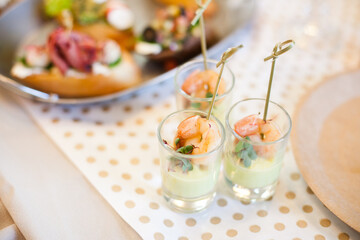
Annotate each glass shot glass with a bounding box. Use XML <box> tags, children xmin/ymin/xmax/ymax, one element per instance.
<box><xmin>223</xmin><ymin>98</ymin><xmax>292</xmax><ymax>202</ymax></box>
<box><xmin>157</xmin><ymin>110</ymin><xmax>225</xmax><ymax>213</ymax></box>
<box><xmin>174</xmin><ymin>59</ymin><xmax>235</xmax><ymax>123</ymax></box>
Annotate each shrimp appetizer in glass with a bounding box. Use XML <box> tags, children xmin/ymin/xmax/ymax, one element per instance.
<box><xmin>224</xmin><ymin>99</ymin><xmax>291</xmax><ymax>202</ymax></box>
<box><xmin>174</xmin><ymin>59</ymin><xmax>235</xmax><ymax>122</ymax></box>
<box><xmin>157</xmin><ymin>110</ymin><xmax>225</xmax><ymax>212</ymax></box>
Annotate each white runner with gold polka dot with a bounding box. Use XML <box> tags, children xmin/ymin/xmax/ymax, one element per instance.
<box><xmin>19</xmin><ymin>0</ymin><xmax>360</xmax><ymax>239</ymax></box>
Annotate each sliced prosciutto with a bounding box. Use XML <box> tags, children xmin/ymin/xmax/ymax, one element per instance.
<box><xmin>48</xmin><ymin>28</ymin><xmax>97</xmax><ymax>74</ymax></box>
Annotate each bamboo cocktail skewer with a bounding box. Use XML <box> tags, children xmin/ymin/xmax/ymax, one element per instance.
<box><xmin>262</xmin><ymin>40</ymin><xmax>295</xmax><ymax>122</ymax></box>
<box><xmin>191</xmin><ymin>0</ymin><xmax>212</xmax><ymax>70</ymax></box>
<box><xmin>206</xmin><ymin>44</ymin><xmax>243</xmax><ymax>120</ymax></box>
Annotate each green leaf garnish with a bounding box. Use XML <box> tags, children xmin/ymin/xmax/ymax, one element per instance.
<box><xmin>234</xmin><ymin>141</ymin><xmax>243</xmax><ymax>153</ymax></box>
<box><xmin>18</xmin><ymin>57</ymin><xmax>29</xmax><ymax>67</ymax></box>
<box><xmin>205</xmin><ymin>92</ymin><xmax>213</xmax><ymax>98</ymax></box>
<box><xmin>243</xmin><ymin>154</ymin><xmax>251</xmax><ymax>168</ymax></box>
<box><xmin>177</xmin><ymin>145</ymin><xmax>194</xmax><ymax>154</ymax></box>
<box><xmin>108</xmin><ymin>57</ymin><xmax>122</xmax><ymax>68</ymax></box>
<box><xmin>175</xmin><ymin>138</ymin><xmax>180</xmax><ymax>145</ymax></box>
<box><xmin>234</xmin><ymin>136</ymin><xmax>258</xmax><ymax>168</ymax></box>
<box><xmin>168</xmin><ymin>156</ymin><xmax>193</xmax><ymax>173</ymax></box>
<box><xmin>191</xmin><ymin>102</ymin><xmax>201</xmax><ymax>109</ymax></box>
<box><xmin>180</xmin><ymin>158</ymin><xmax>193</xmax><ymax>172</ymax></box>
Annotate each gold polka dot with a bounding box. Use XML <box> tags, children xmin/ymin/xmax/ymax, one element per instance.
<box><xmin>338</xmin><ymin>233</ymin><xmax>349</xmax><ymax>240</ymax></box>
<box><xmin>109</xmin><ymin>159</ymin><xmax>118</xmax><ymax>165</ymax></box>
<box><xmin>210</xmin><ymin>217</ymin><xmax>221</xmax><ymax>224</ymax></box>
<box><xmin>164</xmin><ymin>103</ymin><xmax>171</xmax><ymax>108</ymax></box>
<box><xmin>42</xmin><ymin>106</ymin><xmax>50</xmax><ymax>113</ymax></box>
<box><xmin>106</xmin><ymin>131</ymin><xmax>114</xmax><ymax>136</ymax></box>
<box><xmin>201</xmin><ymin>232</ymin><xmax>212</xmax><ymax>240</ymax></box>
<box><xmin>144</xmin><ymin>172</ymin><xmax>153</xmax><ymax>180</ymax></box>
<box><xmin>249</xmin><ymin>225</ymin><xmax>261</xmax><ymax>233</ymax></box>
<box><xmin>296</xmin><ymin>220</ymin><xmax>307</xmax><ymax>228</ymax></box>
<box><xmin>286</xmin><ymin>191</ymin><xmax>296</xmax><ymax>199</ymax></box>
<box><xmin>139</xmin><ymin>216</ymin><xmax>150</xmax><ymax>223</ymax></box>
<box><xmin>185</xmin><ymin>218</ymin><xmax>196</xmax><ymax>227</ymax></box>
<box><xmin>52</xmin><ymin>118</ymin><xmax>59</xmax><ymax>123</ymax></box>
<box><xmin>303</xmin><ymin>205</ymin><xmax>313</xmax><ymax>213</ymax></box>
<box><xmin>178</xmin><ymin>237</ymin><xmax>188</xmax><ymax>240</ymax></box>
<box><xmin>274</xmin><ymin>223</ymin><xmax>285</xmax><ymax>231</ymax></box>
<box><xmin>128</xmin><ymin>132</ymin><xmax>136</xmax><ymax>137</ymax></box>
<box><xmin>149</xmin><ymin>202</ymin><xmax>159</xmax><ymax>209</ymax></box>
<box><xmin>102</xmin><ymin>105</ymin><xmax>110</xmax><ymax>112</ymax></box>
<box><xmin>86</xmin><ymin>131</ymin><xmax>94</xmax><ymax>137</ymax></box>
<box><xmin>154</xmin><ymin>232</ymin><xmax>164</xmax><ymax>240</ymax></box>
<box><xmin>279</xmin><ymin>206</ymin><xmax>290</xmax><ymax>214</ymax></box>
<box><xmin>125</xmin><ymin>200</ymin><xmax>135</xmax><ymax>208</ymax></box>
<box><xmin>95</xmin><ymin>121</ymin><xmax>103</xmax><ymax>126</ymax></box>
<box><xmin>233</xmin><ymin>213</ymin><xmax>243</xmax><ymax>220</ymax></box>
<box><xmin>141</xmin><ymin>143</ymin><xmax>149</xmax><ymax>150</ymax></box>
<box><xmin>266</xmin><ymin>196</ymin><xmax>273</xmax><ymax>201</ymax></box>
<box><xmin>241</xmin><ymin>200</ymin><xmax>251</xmax><ymax>205</ymax></box>
<box><xmin>136</xmin><ymin>119</ymin><xmax>143</xmax><ymax>125</ymax></box>
<box><xmin>112</xmin><ymin>185</ymin><xmax>121</xmax><ymax>192</ymax></box>
<box><xmin>144</xmin><ymin>105</ymin><xmax>152</xmax><ymax>110</ymax></box>
<box><xmin>73</xmin><ymin>118</ymin><xmax>80</xmax><ymax>123</ymax></box>
<box><xmin>293</xmin><ymin>238</ymin><xmax>302</xmax><ymax>240</ymax></box>
<box><xmin>82</xmin><ymin>108</ymin><xmax>89</xmax><ymax>114</ymax></box>
<box><xmin>118</xmin><ymin>144</ymin><xmax>127</xmax><ymax>150</ymax></box>
<box><xmin>86</xmin><ymin>157</ymin><xmax>95</xmax><ymax>163</ymax></box>
<box><xmin>97</xmin><ymin>145</ymin><xmax>106</xmax><ymax>151</ymax></box>
<box><xmin>148</xmin><ymin>131</ymin><xmax>156</xmax><ymax>137</ymax></box>
<box><xmin>64</xmin><ymin>132</ymin><xmax>72</xmax><ymax>137</ymax></box>
<box><xmin>320</xmin><ymin>218</ymin><xmax>331</xmax><ymax>227</ymax></box>
<box><xmin>153</xmin><ymin>93</ymin><xmax>159</xmax><ymax>98</ymax></box>
<box><xmin>116</xmin><ymin>121</ymin><xmax>124</xmax><ymax>127</ymax></box>
<box><xmin>153</xmin><ymin>158</ymin><xmax>160</xmax><ymax>165</ymax></box>
<box><xmin>98</xmin><ymin>171</ymin><xmax>108</xmax><ymax>178</ymax></box>
<box><xmin>156</xmin><ymin>188</ymin><xmax>162</xmax><ymax>196</ymax></box>
<box><xmin>130</xmin><ymin>158</ymin><xmax>139</xmax><ymax>165</ymax></box>
<box><xmin>314</xmin><ymin>234</ymin><xmax>326</xmax><ymax>240</ymax></box>
<box><xmin>257</xmin><ymin>210</ymin><xmax>268</xmax><ymax>217</ymax></box>
<box><xmin>124</xmin><ymin>106</ymin><xmax>132</xmax><ymax>112</ymax></box>
<box><xmin>135</xmin><ymin>188</ymin><xmax>145</xmax><ymax>195</ymax></box>
<box><xmin>122</xmin><ymin>173</ymin><xmax>131</xmax><ymax>180</ymax></box>
<box><xmin>306</xmin><ymin>186</ymin><xmax>314</xmax><ymax>194</ymax></box>
<box><xmin>157</xmin><ymin>117</ymin><xmax>163</xmax><ymax>123</ymax></box>
<box><xmin>226</xmin><ymin>229</ymin><xmax>238</xmax><ymax>237</ymax></box>
<box><xmin>75</xmin><ymin>143</ymin><xmax>83</xmax><ymax>150</ymax></box>
<box><xmin>163</xmin><ymin>219</ymin><xmax>173</xmax><ymax>227</ymax></box>
<box><xmin>217</xmin><ymin>198</ymin><xmax>227</xmax><ymax>207</ymax></box>
<box><xmin>291</xmin><ymin>172</ymin><xmax>301</xmax><ymax>180</ymax></box>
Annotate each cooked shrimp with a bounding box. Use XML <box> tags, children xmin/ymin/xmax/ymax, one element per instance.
<box><xmin>181</xmin><ymin>69</ymin><xmax>225</xmax><ymax>98</ymax></box>
<box><xmin>175</xmin><ymin>115</ymin><xmax>221</xmax><ymax>157</ymax></box>
<box><xmin>234</xmin><ymin>114</ymin><xmax>281</xmax><ymax>158</ymax></box>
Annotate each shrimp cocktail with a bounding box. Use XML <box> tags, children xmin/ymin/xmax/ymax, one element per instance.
<box><xmin>174</xmin><ymin>59</ymin><xmax>235</xmax><ymax>123</ymax></box>
<box><xmin>157</xmin><ymin>110</ymin><xmax>225</xmax><ymax>212</ymax></box>
<box><xmin>224</xmin><ymin>99</ymin><xmax>291</xmax><ymax>202</ymax></box>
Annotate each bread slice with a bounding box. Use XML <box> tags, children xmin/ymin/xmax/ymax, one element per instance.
<box><xmin>13</xmin><ymin>50</ymin><xmax>141</xmax><ymax>98</ymax></box>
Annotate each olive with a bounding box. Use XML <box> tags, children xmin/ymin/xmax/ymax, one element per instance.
<box><xmin>180</xmin><ymin>6</ymin><xmax>186</xmax><ymax>16</ymax></box>
<box><xmin>142</xmin><ymin>27</ymin><xmax>157</xmax><ymax>43</ymax></box>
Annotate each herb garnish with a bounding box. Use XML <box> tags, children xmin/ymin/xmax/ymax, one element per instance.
<box><xmin>163</xmin><ymin>140</ymin><xmax>194</xmax><ymax>173</ymax></box>
<box><xmin>191</xmin><ymin>102</ymin><xmax>201</xmax><ymax>109</ymax></box>
<box><xmin>234</xmin><ymin>136</ymin><xmax>257</xmax><ymax>168</ymax></box>
<box><xmin>109</xmin><ymin>57</ymin><xmax>122</xmax><ymax>68</ymax></box>
<box><xmin>168</xmin><ymin>156</ymin><xmax>193</xmax><ymax>173</ymax></box>
<box><xmin>205</xmin><ymin>92</ymin><xmax>213</xmax><ymax>98</ymax></box>
<box><xmin>176</xmin><ymin>145</ymin><xmax>194</xmax><ymax>154</ymax></box>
